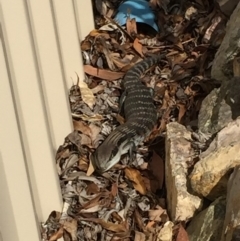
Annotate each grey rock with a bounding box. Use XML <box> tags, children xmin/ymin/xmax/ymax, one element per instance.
<box><xmin>211</xmin><ymin>2</ymin><xmax>240</xmax><ymax>82</ymax></box>
<box><xmin>221</xmin><ymin>166</ymin><xmax>240</xmax><ymax>241</ymax></box>
<box><xmin>187</xmin><ymin>196</ymin><xmax>226</xmax><ymax>241</ymax></box>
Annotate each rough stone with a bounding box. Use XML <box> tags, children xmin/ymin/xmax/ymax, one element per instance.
<box><xmin>165</xmin><ymin>122</ymin><xmax>203</xmax><ymax>222</ymax></box>
<box><xmin>216</xmin><ymin>0</ymin><xmax>239</xmax><ymax>16</ymax></box>
<box><xmin>187</xmin><ymin>196</ymin><xmax>226</xmax><ymax>241</ymax></box>
<box><xmin>211</xmin><ymin>2</ymin><xmax>240</xmax><ymax>82</ymax></box>
<box><xmin>190</xmin><ymin>118</ymin><xmax>240</xmax><ymax>200</ymax></box>
<box><xmin>221</xmin><ymin>166</ymin><xmax>240</xmax><ymax>241</ymax></box>
<box><xmin>198</xmin><ymin>77</ymin><xmax>240</xmax><ymax>137</ymax></box>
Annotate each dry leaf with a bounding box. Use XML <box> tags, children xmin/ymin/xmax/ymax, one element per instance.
<box><xmin>63</xmin><ymin>218</ymin><xmax>78</xmax><ymax>241</ymax></box>
<box><xmin>126</xmin><ymin>17</ymin><xmax>137</xmax><ymax>36</ymax></box>
<box><xmin>134</xmin><ymin>231</ymin><xmax>146</xmax><ymax>241</ymax></box>
<box><xmin>111</xmin><ymin>183</ymin><xmax>118</xmax><ymax>197</ymax></box>
<box><xmin>86</xmin><ymin>182</ymin><xmax>100</xmax><ymax>195</ymax></box>
<box><xmin>73</xmin><ymin>120</ymin><xmax>92</xmax><ymax>137</ymax></box>
<box><xmin>77</xmin><ymin>75</ymin><xmax>96</xmax><ymax>109</ymax></box>
<box><xmin>80</xmin><ymin>218</ymin><xmax>127</xmax><ymax>233</ymax></box>
<box><xmin>91</xmin><ymin>84</ymin><xmax>105</xmax><ymax>94</ymax></box>
<box><xmin>89</xmin><ymin>29</ymin><xmax>110</xmax><ymax>39</ymax></box>
<box><xmin>177</xmin><ymin>103</ymin><xmax>186</xmax><ymax>123</ymax></box>
<box><xmin>125</xmin><ymin>167</ymin><xmax>147</xmax><ymax>195</ymax></box>
<box><xmin>49</xmin><ymin>226</ymin><xmax>64</xmax><ymax>241</ymax></box>
<box><xmin>84</xmin><ymin>65</ymin><xmax>125</xmax><ymax>81</ymax></box>
<box><xmin>133</xmin><ymin>38</ymin><xmax>144</xmax><ymax>57</ymax></box>
<box><xmin>89</xmin><ymin>123</ymin><xmax>101</xmax><ymax>143</ymax></box>
<box><xmin>79</xmin><ymin>134</ymin><xmax>92</xmax><ymax>146</ymax></box>
<box><xmin>87</xmin><ymin>154</ymin><xmax>95</xmax><ymax>176</ymax></box>
<box><xmin>176</xmin><ymin>224</ymin><xmax>189</xmax><ymax>241</ymax></box>
<box><xmin>148</xmin><ymin>206</ymin><xmax>168</xmax><ymax>222</ymax></box>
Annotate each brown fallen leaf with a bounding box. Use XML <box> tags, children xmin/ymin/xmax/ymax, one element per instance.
<box><xmin>91</xmin><ymin>84</ymin><xmax>105</xmax><ymax>94</ymax></box>
<box><xmin>133</xmin><ymin>38</ymin><xmax>144</xmax><ymax>57</ymax></box>
<box><xmin>134</xmin><ymin>208</ymin><xmax>146</xmax><ymax>231</ymax></box>
<box><xmin>86</xmin><ymin>154</ymin><xmax>95</xmax><ymax>176</ymax></box>
<box><xmin>63</xmin><ymin>218</ymin><xmax>78</xmax><ymax>241</ymax></box>
<box><xmin>111</xmin><ymin>182</ymin><xmax>118</xmax><ymax>197</ymax></box>
<box><xmin>49</xmin><ymin>226</ymin><xmax>64</xmax><ymax>241</ymax></box>
<box><xmin>125</xmin><ymin>167</ymin><xmax>147</xmax><ymax>195</ymax></box>
<box><xmin>177</xmin><ymin>103</ymin><xmax>186</xmax><ymax>123</ymax></box>
<box><xmin>176</xmin><ymin>223</ymin><xmax>189</xmax><ymax>241</ymax></box>
<box><xmin>84</xmin><ymin>65</ymin><xmax>125</xmax><ymax>81</ymax></box>
<box><xmin>79</xmin><ymin>218</ymin><xmax>128</xmax><ymax>233</ymax></box>
<box><xmin>134</xmin><ymin>231</ymin><xmax>146</xmax><ymax>241</ymax></box>
<box><xmin>76</xmin><ymin>75</ymin><xmax>96</xmax><ymax>109</ymax></box>
<box><xmin>88</xmin><ymin>123</ymin><xmax>101</xmax><ymax>143</ymax></box>
<box><xmin>79</xmin><ymin>134</ymin><xmax>92</xmax><ymax>146</ymax></box>
<box><xmin>88</xmin><ymin>29</ymin><xmax>111</xmax><ymax>40</ymax></box>
<box><xmin>126</xmin><ymin>17</ymin><xmax>137</xmax><ymax>36</ymax></box>
<box><xmin>86</xmin><ymin>182</ymin><xmax>100</xmax><ymax>195</ymax></box>
<box><xmin>73</xmin><ymin>120</ymin><xmax>92</xmax><ymax>137</ymax></box>
<box><xmin>148</xmin><ymin>205</ymin><xmax>168</xmax><ymax>222</ymax></box>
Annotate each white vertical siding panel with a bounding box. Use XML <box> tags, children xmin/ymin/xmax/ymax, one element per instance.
<box><xmin>52</xmin><ymin>0</ymin><xmax>86</xmax><ymax>88</ymax></box>
<box><xmin>26</xmin><ymin>0</ymin><xmax>73</xmax><ymax>148</ymax></box>
<box><xmin>0</xmin><ymin>27</ymin><xmax>41</xmax><ymax>241</ymax></box>
<box><xmin>0</xmin><ymin>0</ymin><xmax>63</xmax><ymax>222</ymax></box>
<box><xmin>0</xmin><ymin>0</ymin><xmax>95</xmax><ymax>239</ymax></box>
<box><xmin>73</xmin><ymin>0</ymin><xmax>95</xmax><ymax>41</ymax></box>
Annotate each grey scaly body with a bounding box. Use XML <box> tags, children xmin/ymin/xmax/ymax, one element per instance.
<box><xmin>91</xmin><ymin>55</ymin><xmax>163</xmax><ymax>172</ymax></box>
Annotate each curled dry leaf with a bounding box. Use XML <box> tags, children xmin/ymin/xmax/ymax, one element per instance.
<box><xmin>86</xmin><ymin>155</ymin><xmax>95</xmax><ymax>176</ymax></box>
<box><xmin>77</xmin><ymin>75</ymin><xmax>96</xmax><ymax>109</ymax></box>
<box><xmin>133</xmin><ymin>38</ymin><xmax>144</xmax><ymax>57</ymax></box>
<box><xmin>125</xmin><ymin>167</ymin><xmax>147</xmax><ymax>195</ymax></box>
<box><xmin>84</xmin><ymin>65</ymin><xmax>125</xmax><ymax>81</ymax></box>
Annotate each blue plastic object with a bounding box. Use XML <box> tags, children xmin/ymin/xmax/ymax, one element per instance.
<box><xmin>114</xmin><ymin>0</ymin><xmax>159</xmax><ymax>32</ymax></box>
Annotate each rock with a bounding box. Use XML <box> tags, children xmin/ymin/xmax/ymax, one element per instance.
<box><xmin>190</xmin><ymin>118</ymin><xmax>240</xmax><ymax>200</ymax></box>
<box><xmin>221</xmin><ymin>166</ymin><xmax>240</xmax><ymax>241</ymax></box>
<box><xmin>165</xmin><ymin>122</ymin><xmax>203</xmax><ymax>222</ymax></box>
<box><xmin>216</xmin><ymin>0</ymin><xmax>239</xmax><ymax>16</ymax></box>
<box><xmin>187</xmin><ymin>196</ymin><xmax>226</xmax><ymax>241</ymax></box>
<box><xmin>211</xmin><ymin>2</ymin><xmax>240</xmax><ymax>82</ymax></box>
<box><xmin>198</xmin><ymin>77</ymin><xmax>240</xmax><ymax>137</ymax></box>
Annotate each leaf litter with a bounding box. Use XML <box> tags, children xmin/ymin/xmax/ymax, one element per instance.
<box><xmin>41</xmin><ymin>0</ymin><xmax>226</xmax><ymax>240</ymax></box>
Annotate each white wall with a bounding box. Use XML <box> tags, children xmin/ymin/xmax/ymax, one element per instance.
<box><xmin>0</xmin><ymin>0</ymin><xmax>94</xmax><ymax>240</ymax></box>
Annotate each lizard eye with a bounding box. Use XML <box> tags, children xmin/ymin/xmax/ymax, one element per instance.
<box><xmin>110</xmin><ymin>147</ymin><xmax>118</xmax><ymax>159</ymax></box>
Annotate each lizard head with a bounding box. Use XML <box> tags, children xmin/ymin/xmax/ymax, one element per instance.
<box><xmin>91</xmin><ymin>138</ymin><xmax>132</xmax><ymax>173</ymax></box>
